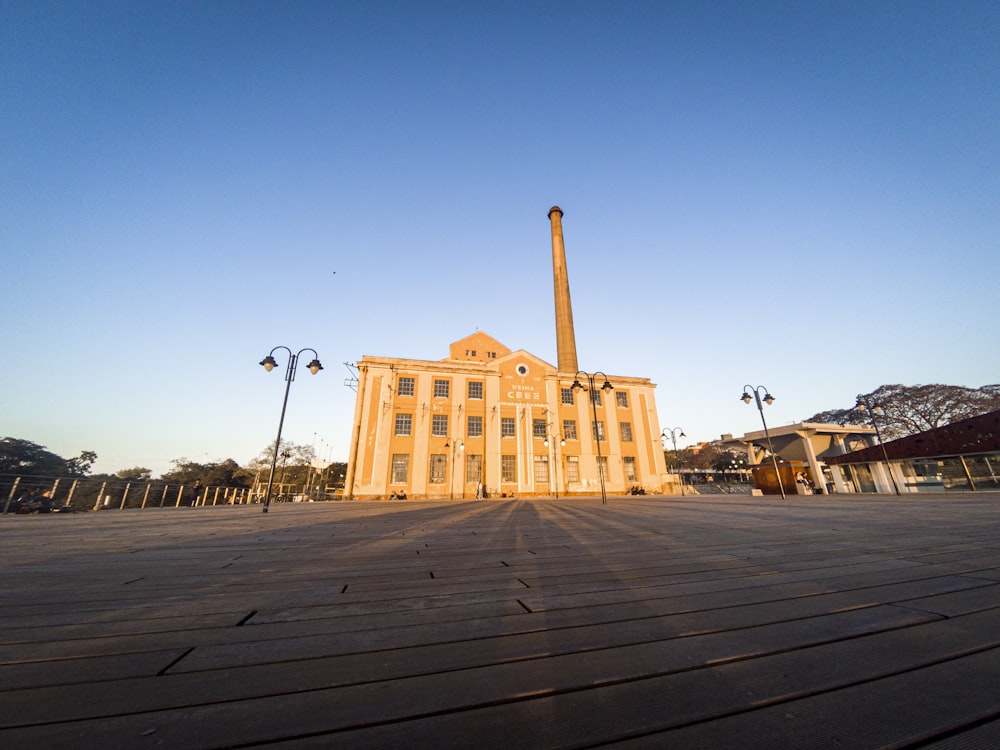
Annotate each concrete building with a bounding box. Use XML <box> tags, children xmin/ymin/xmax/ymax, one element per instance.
<box><xmin>724</xmin><ymin>422</ymin><xmax>877</xmax><ymax>495</ymax></box>
<box><xmin>344</xmin><ymin>208</ymin><xmax>669</xmax><ymax>499</ymax></box>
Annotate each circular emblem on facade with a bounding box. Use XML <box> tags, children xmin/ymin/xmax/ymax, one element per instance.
<box><xmin>516</xmin><ymin>363</ymin><xmax>529</xmax><ymax>376</ymax></box>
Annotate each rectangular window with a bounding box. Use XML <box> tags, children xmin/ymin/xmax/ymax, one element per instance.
<box><xmin>502</xmin><ymin>454</ymin><xmax>517</xmax><ymax>483</ymax></box>
<box><xmin>592</xmin><ymin>421</ymin><xmax>606</xmax><ymax>441</ymax></box>
<box><xmin>534</xmin><ymin>455</ymin><xmax>549</xmax><ymax>484</ymax></box>
<box><xmin>467</xmin><ymin>415</ymin><xmax>483</xmax><ymax>438</ymax></box>
<box><xmin>501</xmin><ymin>417</ymin><xmax>516</xmax><ymax>438</ymax></box>
<box><xmin>624</xmin><ymin>456</ymin><xmax>637</xmax><ymax>482</ymax></box>
<box><xmin>561</xmin><ymin>388</ymin><xmax>574</xmax><ymax>405</ymax></box>
<box><xmin>429</xmin><ymin>454</ymin><xmax>447</xmax><ymax>483</ymax></box>
<box><xmin>566</xmin><ymin>456</ymin><xmax>580</xmax><ymax>483</ymax></box>
<box><xmin>533</xmin><ymin>419</ymin><xmax>547</xmax><ymax>439</ymax></box>
<box><xmin>394</xmin><ymin>413</ymin><xmax>412</xmax><ymax>436</ymax></box>
<box><xmin>433</xmin><ymin>379</ymin><xmax>450</xmax><ymax>398</ymax></box>
<box><xmin>590</xmin><ymin>390</ymin><xmax>602</xmax><ymax>407</ymax></box>
<box><xmin>563</xmin><ymin>419</ymin><xmax>577</xmax><ymax>440</ymax></box>
<box><xmin>616</xmin><ymin>391</ymin><xmax>628</xmax><ymax>408</ymax></box>
<box><xmin>391</xmin><ymin>454</ymin><xmax>409</xmax><ymax>484</ymax></box>
<box><xmin>431</xmin><ymin>414</ymin><xmax>448</xmax><ymax>437</ymax></box>
<box><xmin>597</xmin><ymin>455</ymin><xmax>608</xmax><ymax>479</ymax></box>
<box><xmin>620</xmin><ymin>422</ymin><xmax>633</xmax><ymax>442</ymax></box>
<box><xmin>468</xmin><ymin>381</ymin><xmax>483</xmax><ymax>399</ymax></box>
<box><xmin>465</xmin><ymin>454</ymin><xmax>482</xmax><ymax>483</ymax></box>
<box><xmin>398</xmin><ymin>377</ymin><xmax>415</xmax><ymax>397</ymax></box>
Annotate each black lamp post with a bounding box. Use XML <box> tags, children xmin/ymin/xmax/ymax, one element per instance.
<box><xmin>259</xmin><ymin>346</ymin><xmax>323</xmax><ymax>513</ymax></box>
<box><xmin>660</xmin><ymin>427</ymin><xmax>686</xmax><ymax>495</ymax></box>
<box><xmin>855</xmin><ymin>394</ymin><xmax>901</xmax><ymax>495</ymax></box>
<box><xmin>445</xmin><ymin>439</ymin><xmax>464</xmax><ymax>500</ymax></box>
<box><xmin>572</xmin><ymin>370</ymin><xmax>613</xmax><ymax>504</ymax></box>
<box><xmin>741</xmin><ymin>385</ymin><xmax>786</xmax><ymax>500</ymax></box>
<box><xmin>543</xmin><ymin>430</ymin><xmax>566</xmax><ymax>498</ymax></box>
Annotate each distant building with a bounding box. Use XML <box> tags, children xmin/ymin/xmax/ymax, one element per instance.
<box><xmin>344</xmin><ymin>208</ymin><xmax>669</xmax><ymax>499</ymax></box>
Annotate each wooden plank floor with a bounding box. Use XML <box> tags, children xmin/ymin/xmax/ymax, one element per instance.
<box><xmin>2</xmin><ymin>492</ymin><xmax>999</xmax><ymax>749</ymax></box>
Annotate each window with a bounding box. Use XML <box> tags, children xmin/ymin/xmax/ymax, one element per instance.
<box><xmin>502</xmin><ymin>454</ymin><xmax>517</xmax><ymax>483</ymax></box>
<box><xmin>534</xmin><ymin>455</ymin><xmax>549</xmax><ymax>484</ymax></box>
<box><xmin>566</xmin><ymin>456</ymin><xmax>580</xmax><ymax>483</ymax></box>
<box><xmin>465</xmin><ymin>349</ymin><xmax>476</xmax><ymax>357</ymax></box>
<box><xmin>590</xmin><ymin>390</ymin><xmax>602</xmax><ymax>407</ymax></box>
<box><xmin>620</xmin><ymin>422</ymin><xmax>633</xmax><ymax>442</ymax></box>
<box><xmin>563</xmin><ymin>419</ymin><xmax>577</xmax><ymax>440</ymax></box>
<box><xmin>467</xmin><ymin>416</ymin><xmax>483</xmax><ymax>438</ymax></box>
<box><xmin>533</xmin><ymin>419</ymin><xmax>547</xmax><ymax>439</ymax></box>
<box><xmin>431</xmin><ymin>414</ymin><xmax>448</xmax><ymax>437</ymax></box>
<box><xmin>465</xmin><ymin>454</ymin><xmax>482</xmax><ymax>482</ymax></box>
<box><xmin>597</xmin><ymin>455</ymin><xmax>608</xmax><ymax>479</ymax></box>
<box><xmin>616</xmin><ymin>391</ymin><xmax>628</xmax><ymax>408</ymax></box>
<box><xmin>592</xmin><ymin>421</ymin><xmax>606</xmax><ymax>441</ymax></box>
<box><xmin>624</xmin><ymin>456</ymin><xmax>637</xmax><ymax>482</ymax></box>
<box><xmin>433</xmin><ymin>379</ymin><xmax>450</xmax><ymax>398</ymax></box>
<box><xmin>429</xmin><ymin>454</ymin><xmax>447</xmax><ymax>483</ymax></box>
<box><xmin>398</xmin><ymin>377</ymin><xmax>415</xmax><ymax>397</ymax></box>
<box><xmin>468</xmin><ymin>381</ymin><xmax>483</xmax><ymax>399</ymax></box>
<box><xmin>501</xmin><ymin>417</ymin><xmax>516</xmax><ymax>438</ymax></box>
<box><xmin>394</xmin><ymin>413</ymin><xmax>412</xmax><ymax>436</ymax></box>
<box><xmin>561</xmin><ymin>388</ymin><xmax>574</xmax><ymax>405</ymax></box>
<box><xmin>391</xmin><ymin>454</ymin><xmax>409</xmax><ymax>484</ymax></box>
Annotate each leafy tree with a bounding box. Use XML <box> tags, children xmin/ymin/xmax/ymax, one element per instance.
<box><xmin>65</xmin><ymin>450</ymin><xmax>97</xmax><ymax>477</ymax></box>
<box><xmin>247</xmin><ymin>440</ymin><xmax>317</xmax><ymax>490</ymax></box>
<box><xmin>0</xmin><ymin>438</ymin><xmax>96</xmax><ymax>477</ymax></box>
<box><xmin>159</xmin><ymin>458</ymin><xmax>251</xmax><ymax>488</ymax></box>
<box><xmin>806</xmin><ymin>383</ymin><xmax>1000</xmax><ymax>440</ymax></box>
<box><xmin>116</xmin><ymin>467</ymin><xmax>153</xmax><ymax>482</ymax></box>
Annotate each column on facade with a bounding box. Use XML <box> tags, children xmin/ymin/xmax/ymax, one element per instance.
<box><xmin>796</xmin><ymin>430</ymin><xmax>828</xmax><ymax>495</ymax></box>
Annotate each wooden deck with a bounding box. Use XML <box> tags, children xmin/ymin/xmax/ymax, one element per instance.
<box><xmin>2</xmin><ymin>492</ymin><xmax>999</xmax><ymax>749</ymax></box>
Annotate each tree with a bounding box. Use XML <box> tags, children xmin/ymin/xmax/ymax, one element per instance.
<box><xmin>116</xmin><ymin>467</ymin><xmax>152</xmax><ymax>482</ymax></box>
<box><xmin>806</xmin><ymin>383</ymin><xmax>1000</xmax><ymax>441</ymax></box>
<box><xmin>247</xmin><ymin>440</ymin><xmax>317</xmax><ymax>491</ymax></box>
<box><xmin>0</xmin><ymin>438</ymin><xmax>96</xmax><ymax>477</ymax></box>
<box><xmin>160</xmin><ymin>458</ymin><xmax>251</xmax><ymax>488</ymax></box>
<box><xmin>65</xmin><ymin>450</ymin><xmax>97</xmax><ymax>477</ymax></box>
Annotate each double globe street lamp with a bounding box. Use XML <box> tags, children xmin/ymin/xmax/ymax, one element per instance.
<box><xmin>259</xmin><ymin>346</ymin><xmax>323</xmax><ymax>513</ymax></box>
<box><xmin>741</xmin><ymin>385</ymin><xmax>786</xmax><ymax>500</ymax></box>
<box><xmin>543</xmin><ymin>430</ymin><xmax>566</xmax><ymax>499</ymax></box>
<box><xmin>571</xmin><ymin>370</ymin><xmax>613</xmax><ymax>504</ymax></box>
<box><xmin>661</xmin><ymin>427</ymin><xmax>686</xmax><ymax>496</ymax></box>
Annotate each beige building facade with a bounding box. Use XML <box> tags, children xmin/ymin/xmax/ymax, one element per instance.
<box><xmin>344</xmin><ymin>331</ymin><xmax>668</xmax><ymax>499</ymax></box>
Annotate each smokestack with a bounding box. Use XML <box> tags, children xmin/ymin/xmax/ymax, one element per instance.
<box><xmin>548</xmin><ymin>206</ymin><xmax>578</xmax><ymax>374</ymax></box>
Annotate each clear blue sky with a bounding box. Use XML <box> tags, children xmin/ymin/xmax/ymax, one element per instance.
<box><xmin>3</xmin><ymin>1</ymin><xmax>998</xmax><ymax>477</ymax></box>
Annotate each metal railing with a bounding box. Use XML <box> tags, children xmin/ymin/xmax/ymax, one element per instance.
<box><xmin>2</xmin><ymin>474</ymin><xmax>254</xmax><ymax>513</ymax></box>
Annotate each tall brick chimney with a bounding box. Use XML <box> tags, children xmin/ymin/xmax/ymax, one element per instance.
<box><xmin>548</xmin><ymin>206</ymin><xmax>578</xmax><ymax>374</ymax></box>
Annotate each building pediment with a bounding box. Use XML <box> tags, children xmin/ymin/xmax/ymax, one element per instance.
<box><xmin>445</xmin><ymin>331</ymin><xmax>511</xmax><ymax>362</ymax></box>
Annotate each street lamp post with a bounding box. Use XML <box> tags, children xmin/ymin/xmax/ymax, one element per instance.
<box><xmin>660</xmin><ymin>427</ymin><xmax>686</xmax><ymax>495</ymax></box>
<box><xmin>543</xmin><ymin>430</ymin><xmax>566</xmax><ymax>499</ymax></box>
<box><xmin>445</xmin><ymin>439</ymin><xmax>464</xmax><ymax>500</ymax></box>
<box><xmin>572</xmin><ymin>371</ymin><xmax>613</xmax><ymax>504</ymax></box>
<box><xmin>259</xmin><ymin>346</ymin><xmax>323</xmax><ymax>513</ymax></box>
<box><xmin>741</xmin><ymin>385</ymin><xmax>786</xmax><ymax>500</ymax></box>
<box><xmin>855</xmin><ymin>394</ymin><xmax>901</xmax><ymax>495</ymax></box>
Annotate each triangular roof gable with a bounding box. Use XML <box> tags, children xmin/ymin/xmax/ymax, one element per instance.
<box><xmin>496</xmin><ymin>348</ymin><xmax>555</xmax><ymax>372</ymax></box>
<box><xmin>444</xmin><ymin>331</ymin><xmax>511</xmax><ymax>362</ymax></box>
<box><xmin>496</xmin><ymin>350</ymin><xmax>556</xmax><ymax>406</ymax></box>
